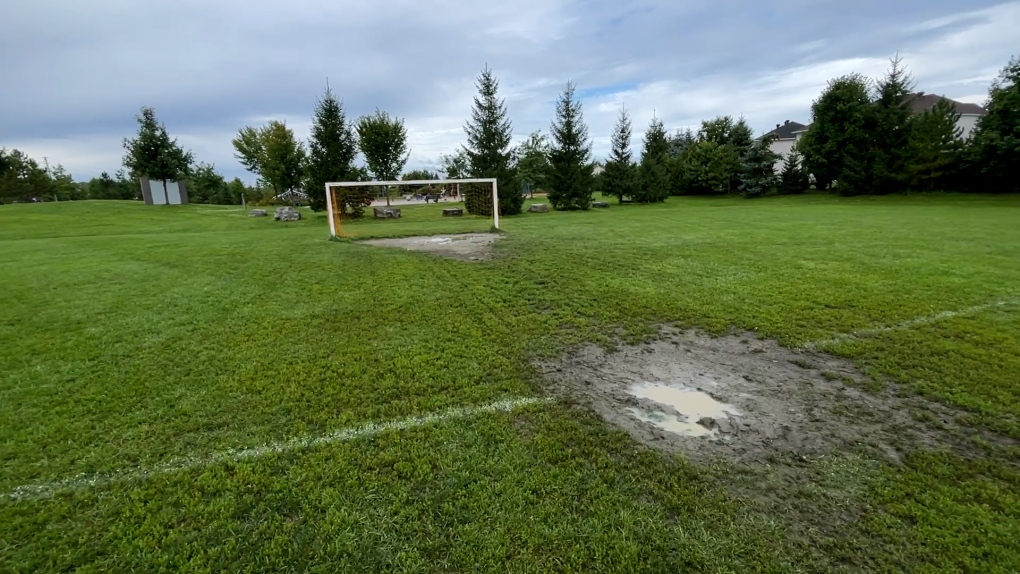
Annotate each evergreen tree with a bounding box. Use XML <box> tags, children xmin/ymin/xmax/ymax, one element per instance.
<box><xmin>907</xmin><ymin>98</ymin><xmax>963</xmax><ymax>191</ymax></box>
<box><xmin>305</xmin><ymin>86</ymin><xmax>358</xmax><ymax>212</ymax></box>
<box><xmin>872</xmin><ymin>55</ymin><xmax>915</xmax><ymax>194</ymax></box>
<box><xmin>738</xmin><ymin>137</ymin><xmax>780</xmax><ymax>198</ymax></box>
<box><xmin>602</xmin><ymin>106</ymin><xmax>635</xmax><ymax>203</ymax></box>
<box><xmin>547</xmin><ymin>82</ymin><xmax>594</xmax><ymax>210</ymax></box>
<box><xmin>188</xmin><ymin>163</ymin><xmax>228</xmax><ymax>204</ymax></box>
<box><xmin>463</xmin><ymin>66</ymin><xmax>522</xmax><ymax>215</ymax></box>
<box><xmin>673</xmin><ymin>141</ymin><xmax>732</xmax><ymax>195</ymax></box>
<box><xmin>778</xmin><ymin>148</ymin><xmax>809</xmax><ymax>195</ymax></box>
<box><xmin>635</xmin><ymin>117</ymin><xmax>669</xmax><ymax>202</ymax></box>
<box><xmin>967</xmin><ymin>55</ymin><xmax>1020</xmax><ymax>193</ymax></box>
<box><xmin>123</xmin><ymin>107</ymin><xmax>193</xmax><ymax>205</ymax></box>
<box><xmin>798</xmin><ymin>74</ymin><xmax>874</xmax><ymax>195</ymax></box>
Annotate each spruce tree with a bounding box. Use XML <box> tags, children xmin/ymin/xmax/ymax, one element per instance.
<box><xmin>463</xmin><ymin>66</ymin><xmax>522</xmax><ymax>215</ymax></box>
<box><xmin>906</xmin><ymin>98</ymin><xmax>962</xmax><ymax>191</ymax></box>
<box><xmin>872</xmin><ymin>55</ymin><xmax>914</xmax><ymax>194</ymax></box>
<box><xmin>305</xmin><ymin>85</ymin><xmax>359</xmax><ymax>212</ymax></box>
<box><xmin>602</xmin><ymin>105</ymin><xmax>635</xmax><ymax>203</ymax></box>
<box><xmin>635</xmin><ymin>117</ymin><xmax>669</xmax><ymax>202</ymax></box>
<box><xmin>738</xmin><ymin>137</ymin><xmax>780</xmax><ymax>198</ymax></box>
<box><xmin>778</xmin><ymin>148</ymin><xmax>809</xmax><ymax>195</ymax></box>
<box><xmin>547</xmin><ymin>82</ymin><xmax>594</xmax><ymax>210</ymax></box>
<box><xmin>123</xmin><ymin>107</ymin><xmax>193</xmax><ymax>204</ymax></box>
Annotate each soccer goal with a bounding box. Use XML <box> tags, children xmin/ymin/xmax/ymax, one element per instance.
<box><xmin>324</xmin><ymin>178</ymin><xmax>499</xmax><ymax>238</ymax></box>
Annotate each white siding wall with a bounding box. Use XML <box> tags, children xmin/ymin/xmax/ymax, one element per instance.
<box><xmin>957</xmin><ymin>114</ymin><xmax>981</xmax><ymax>139</ymax></box>
<box><xmin>769</xmin><ymin>139</ymin><xmax>796</xmax><ymax>171</ymax></box>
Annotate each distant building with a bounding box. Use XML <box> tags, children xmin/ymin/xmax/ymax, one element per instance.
<box><xmin>761</xmin><ymin>120</ymin><xmax>810</xmax><ymax>169</ymax></box>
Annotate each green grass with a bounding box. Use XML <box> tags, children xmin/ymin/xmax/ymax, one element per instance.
<box><xmin>1</xmin><ymin>196</ymin><xmax>1018</xmax><ymax>572</ymax></box>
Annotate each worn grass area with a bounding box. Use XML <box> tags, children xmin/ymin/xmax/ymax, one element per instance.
<box><xmin>1</xmin><ymin>196</ymin><xmax>1018</xmax><ymax>572</ymax></box>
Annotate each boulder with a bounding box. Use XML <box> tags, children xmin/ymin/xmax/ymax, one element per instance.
<box><xmin>373</xmin><ymin>207</ymin><xmax>402</xmax><ymax>219</ymax></box>
<box><xmin>528</xmin><ymin>203</ymin><xmax>550</xmax><ymax>213</ymax></box>
<box><xmin>442</xmin><ymin>208</ymin><xmax>463</xmax><ymax>217</ymax></box>
<box><xmin>592</xmin><ymin>201</ymin><xmax>610</xmax><ymax>208</ymax></box>
<box><xmin>249</xmin><ymin>209</ymin><xmax>268</xmax><ymax>217</ymax></box>
<box><xmin>274</xmin><ymin>206</ymin><xmax>301</xmax><ymax>221</ymax></box>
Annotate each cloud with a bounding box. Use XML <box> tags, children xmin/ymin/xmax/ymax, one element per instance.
<box><xmin>0</xmin><ymin>0</ymin><xmax>1015</xmax><ymax>180</ymax></box>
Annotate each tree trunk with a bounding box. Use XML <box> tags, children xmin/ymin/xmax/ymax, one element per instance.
<box><xmin>162</xmin><ymin>179</ymin><xmax>170</xmax><ymax>205</ymax></box>
<box><xmin>386</xmin><ymin>185</ymin><xmax>391</xmax><ymax>207</ymax></box>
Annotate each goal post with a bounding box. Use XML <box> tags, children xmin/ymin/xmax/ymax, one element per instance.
<box><xmin>324</xmin><ymin>178</ymin><xmax>499</xmax><ymax>238</ymax></box>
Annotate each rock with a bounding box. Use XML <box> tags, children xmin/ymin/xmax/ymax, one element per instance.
<box><xmin>442</xmin><ymin>208</ymin><xmax>463</xmax><ymax>217</ymax></box>
<box><xmin>592</xmin><ymin>201</ymin><xmax>610</xmax><ymax>208</ymax></box>
<box><xmin>715</xmin><ymin>418</ymin><xmax>735</xmax><ymax>434</ymax></box>
<box><xmin>373</xmin><ymin>207</ymin><xmax>402</xmax><ymax>219</ymax></box>
<box><xmin>697</xmin><ymin>416</ymin><xmax>718</xmax><ymax>430</ymax></box>
<box><xmin>274</xmin><ymin>206</ymin><xmax>301</xmax><ymax>221</ymax></box>
<box><xmin>528</xmin><ymin>203</ymin><xmax>549</xmax><ymax>213</ymax></box>
<box><xmin>249</xmin><ymin>209</ymin><xmax>268</xmax><ymax>217</ymax></box>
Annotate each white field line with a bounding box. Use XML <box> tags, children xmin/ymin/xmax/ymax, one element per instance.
<box><xmin>800</xmin><ymin>300</ymin><xmax>1015</xmax><ymax>350</ymax></box>
<box><xmin>4</xmin><ymin>396</ymin><xmax>551</xmax><ymax>502</ymax></box>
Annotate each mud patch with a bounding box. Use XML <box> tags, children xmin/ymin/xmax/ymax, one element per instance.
<box><xmin>358</xmin><ymin>233</ymin><xmax>501</xmax><ymax>261</ymax></box>
<box><xmin>539</xmin><ymin>328</ymin><xmax>988</xmax><ymax>465</ymax></box>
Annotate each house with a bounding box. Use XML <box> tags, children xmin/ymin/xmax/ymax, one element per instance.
<box><xmin>762</xmin><ymin>120</ymin><xmax>810</xmax><ymax>169</ymax></box>
<box><xmin>903</xmin><ymin>92</ymin><xmax>987</xmax><ymax>139</ymax></box>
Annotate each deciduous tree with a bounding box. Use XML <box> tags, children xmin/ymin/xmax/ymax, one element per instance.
<box><xmin>356</xmin><ymin>110</ymin><xmax>409</xmax><ymax>206</ymax></box>
<box><xmin>798</xmin><ymin>74</ymin><xmax>874</xmax><ymax>195</ymax></box>
<box><xmin>232</xmin><ymin>120</ymin><xmax>306</xmax><ymax>200</ymax></box>
<box><xmin>967</xmin><ymin>55</ymin><xmax>1020</xmax><ymax>193</ymax></box>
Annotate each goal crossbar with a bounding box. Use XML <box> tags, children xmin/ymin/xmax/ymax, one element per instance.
<box><xmin>324</xmin><ymin>178</ymin><xmax>499</xmax><ymax>238</ymax></box>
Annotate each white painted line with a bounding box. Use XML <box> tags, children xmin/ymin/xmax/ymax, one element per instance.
<box><xmin>3</xmin><ymin>396</ymin><xmax>551</xmax><ymax>502</ymax></box>
<box><xmin>800</xmin><ymin>300</ymin><xmax>1015</xmax><ymax>350</ymax></box>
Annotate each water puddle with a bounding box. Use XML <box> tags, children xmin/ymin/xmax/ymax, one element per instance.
<box><xmin>627</xmin><ymin>382</ymin><xmax>742</xmax><ymax>437</ymax></box>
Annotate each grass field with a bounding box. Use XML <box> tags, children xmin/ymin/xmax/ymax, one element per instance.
<box><xmin>1</xmin><ymin>195</ymin><xmax>1018</xmax><ymax>572</ymax></box>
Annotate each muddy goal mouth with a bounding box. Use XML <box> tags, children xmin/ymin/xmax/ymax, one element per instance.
<box><xmin>357</xmin><ymin>233</ymin><xmax>502</xmax><ymax>261</ymax></box>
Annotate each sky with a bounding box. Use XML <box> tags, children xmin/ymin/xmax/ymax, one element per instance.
<box><xmin>1</xmin><ymin>0</ymin><xmax>1017</xmax><ymax>183</ymax></box>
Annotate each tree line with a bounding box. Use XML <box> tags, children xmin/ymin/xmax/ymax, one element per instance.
<box><xmin>4</xmin><ymin>54</ymin><xmax>1016</xmax><ymax>208</ymax></box>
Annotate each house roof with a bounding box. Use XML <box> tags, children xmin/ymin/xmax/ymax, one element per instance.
<box><xmin>904</xmin><ymin>92</ymin><xmax>987</xmax><ymax>116</ymax></box>
<box><xmin>763</xmin><ymin>120</ymin><xmax>809</xmax><ymax>140</ymax></box>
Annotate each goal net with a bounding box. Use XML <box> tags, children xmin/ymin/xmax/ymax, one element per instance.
<box><xmin>324</xmin><ymin>178</ymin><xmax>499</xmax><ymax>238</ymax></box>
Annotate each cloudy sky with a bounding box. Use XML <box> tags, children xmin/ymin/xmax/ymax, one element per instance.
<box><xmin>1</xmin><ymin>0</ymin><xmax>1016</xmax><ymax>182</ymax></box>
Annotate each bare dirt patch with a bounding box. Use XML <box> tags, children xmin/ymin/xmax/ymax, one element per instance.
<box><xmin>538</xmin><ymin>328</ymin><xmax>990</xmax><ymax>466</ymax></box>
<box><xmin>358</xmin><ymin>233</ymin><xmax>501</xmax><ymax>262</ymax></box>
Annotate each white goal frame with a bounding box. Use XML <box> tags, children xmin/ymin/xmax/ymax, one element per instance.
<box><xmin>324</xmin><ymin>178</ymin><xmax>499</xmax><ymax>238</ymax></box>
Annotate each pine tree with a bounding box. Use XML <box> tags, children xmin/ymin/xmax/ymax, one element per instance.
<box><xmin>635</xmin><ymin>117</ymin><xmax>669</xmax><ymax>202</ymax></box>
<box><xmin>602</xmin><ymin>106</ymin><xmax>635</xmax><ymax>203</ymax></box>
<box><xmin>738</xmin><ymin>137</ymin><xmax>780</xmax><ymax>198</ymax></box>
<box><xmin>872</xmin><ymin>55</ymin><xmax>915</xmax><ymax>194</ymax></box>
<box><xmin>967</xmin><ymin>55</ymin><xmax>1020</xmax><ymax>193</ymax></box>
<box><xmin>778</xmin><ymin>148</ymin><xmax>809</xmax><ymax>195</ymax></box>
<box><xmin>547</xmin><ymin>82</ymin><xmax>594</xmax><ymax>210</ymax></box>
<box><xmin>123</xmin><ymin>107</ymin><xmax>193</xmax><ymax>204</ymax></box>
<box><xmin>305</xmin><ymin>86</ymin><xmax>359</xmax><ymax>212</ymax></box>
<box><xmin>463</xmin><ymin>66</ymin><xmax>522</xmax><ymax>215</ymax></box>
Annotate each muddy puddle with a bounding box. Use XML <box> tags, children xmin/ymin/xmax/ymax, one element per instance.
<box><xmin>538</xmin><ymin>328</ymin><xmax>994</xmax><ymax>465</ymax></box>
<box><xmin>358</xmin><ymin>233</ymin><xmax>501</xmax><ymax>261</ymax></box>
